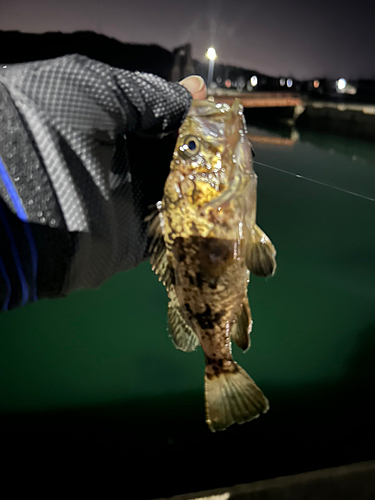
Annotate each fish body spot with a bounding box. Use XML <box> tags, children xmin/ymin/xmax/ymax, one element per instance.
<box><xmin>187</xmin><ymin>274</ymin><xmax>196</xmax><ymax>286</ymax></box>
<box><xmin>195</xmin><ymin>305</ymin><xmax>225</xmax><ymax>330</ymax></box>
<box><xmin>195</xmin><ymin>305</ymin><xmax>214</xmax><ymax>330</ymax></box>
<box><xmin>172</xmin><ymin>237</ymin><xmax>186</xmax><ymax>262</ymax></box>
<box><xmin>196</xmin><ymin>272</ymin><xmax>203</xmax><ymax>289</ymax></box>
<box><xmin>184</xmin><ymin>303</ymin><xmax>193</xmax><ymax>316</ymax></box>
<box><xmin>208</xmin><ymin>277</ymin><xmax>219</xmax><ymax>289</ymax></box>
<box><xmin>200</xmin><ymin>239</ymin><xmax>233</xmax><ymax>267</ymax></box>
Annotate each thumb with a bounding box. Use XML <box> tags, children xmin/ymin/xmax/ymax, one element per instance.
<box><xmin>179</xmin><ymin>75</ymin><xmax>207</xmax><ymax>100</ymax></box>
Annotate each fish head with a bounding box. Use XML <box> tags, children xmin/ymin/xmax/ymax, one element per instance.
<box><xmin>165</xmin><ymin>99</ymin><xmax>258</xmax><ymax>241</ymax></box>
<box><xmin>171</xmin><ymin>99</ymin><xmax>256</xmax><ymax>205</ymax></box>
<box><xmin>171</xmin><ymin>100</ymin><xmax>227</xmax><ymax>177</ymax></box>
<box><xmin>170</xmin><ymin>99</ymin><xmax>255</xmax><ymax>195</ymax></box>
<box><xmin>172</xmin><ymin>99</ymin><xmax>252</xmax><ymax>169</ymax></box>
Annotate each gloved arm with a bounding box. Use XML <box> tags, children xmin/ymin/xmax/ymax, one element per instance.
<box><xmin>0</xmin><ymin>54</ymin><xmax>203</xmax><ymax>310</ymax></box>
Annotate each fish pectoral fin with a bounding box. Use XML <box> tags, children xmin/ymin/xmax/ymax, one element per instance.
<box><xmin>205</xmin><ymin>363</ymin><xmax>269</xmax><ymax>432</ymax></box>
<box><xmin>246</xmin><ymin>225</ymin><xmax>277</xmax><ymax>278</ymax></box>
<box><xmin>147</xmin><ymin>207</ymin><xmax>175</xmax><ymax>291</ymax></box>
<box><xmin>168</xmin><ymin>289</ymin><xmax>199</xmax><ymax>352</ymax></box>
<box><xmin>231</xmin><ymin>300</ymin><xmax>252</xmax><ymax>352</ymax></box>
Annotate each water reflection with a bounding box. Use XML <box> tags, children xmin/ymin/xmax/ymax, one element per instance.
<box><xmin>249</xmin><ymin>131</ymin><xmax>299</xmax><ymax>147</ymax></box>
<box><xmin>247</xmin><ymin>119</ymin><xmax>375</xmax><ymax>203</ymax></box>
<box><xmin>248</xmin><ymin>118</ymin><xmax>375</xmax><ymax>165</ymax></box>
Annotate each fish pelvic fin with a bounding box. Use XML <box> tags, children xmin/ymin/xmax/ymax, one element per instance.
<box><xmin>168</xmin><ymin>289</ymin><xmax>199</xmax><ymax>352</ymax></box>
<box><xmin>231</xmin><ymin>299</ymin><xmax>252</xmax><ymax>352</ymax></box>
<box><xmin>246</xmin><ymin>225</ymin><xmax>277</xmax><ymax>278</ymax></box>
<box><xmin>204</xmin><ymin>362</ymin><xmax>269</xmax><ymax>432</ymax></box>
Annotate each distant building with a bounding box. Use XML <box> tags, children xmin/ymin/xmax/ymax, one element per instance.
<box><xmin>171</xmin><ymin>44</ymin><xmax>194</xmax><ymax>81</ymax></box>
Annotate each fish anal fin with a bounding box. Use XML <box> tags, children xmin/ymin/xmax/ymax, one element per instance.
<box><xmin>246</xmin><ymin>225</ymin><xmax>276</xmax><ymax>278</ymax></box>
<box><xmin>168</xmin><ymin>290</ymin><xmax>199</xmax><ymax>352</ymax></box>
<box><xmin>205</xmin><ymin>363</ymin><xmax>269</xmax><ymax>432</ymax></box>
<box><xmin>147</xmin><ymin>206</ymin><xmax>175</xmax><ymax>291</ymax></box>
<box><xmin>231</xmin><ymin>300</ymin><xmax>252</xmax><ymax>352</ymax></box>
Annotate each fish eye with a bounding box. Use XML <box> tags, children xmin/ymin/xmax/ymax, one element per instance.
<box><xmin>188</xmin><ymin>140</ymin><xmax>197</xmax><ymax>150</ymax></box>
<box><xmin>180</xmin><ymin>136</ymin><xmax>200</xmax><ymax>157</ymax></box>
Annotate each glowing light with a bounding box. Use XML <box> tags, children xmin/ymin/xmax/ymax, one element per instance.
<box><xmin>337</xmin><ymin>78</ymin><xmax>347</xmax><ymax>90</ymax></box>
<box><xmin>250</xmin><ymin>75</ymin><xmax>258</xmax><ymax>86</ymax></box>
<box><xmin>313</xmin><ymin>79</ymin><xmax>320</xmax><ymax>88</ymax></box>
<box><xmin>286</xmin><ymin>78</ymin><xmax>293</xmax><ymax>88</ymax></box>
<box><xmin>193</xmin><ymin>492</ymin><xmax>230</xmax><ymax>500</ymax></box>
<box><xmin>206</xmin><ymin>47</ymin><xmax>217</xmax><ymax>89</ymax></box>
<box><xmin>279</xmin><ymin>78</ymin><xmax>285</xmax><ymax>86</ymax></box>
<box><xmin>206</xmin><ymin>47</ymin><xmax>217</xmax><ymax>61</ymax></box>
<box><xmin>237</xmin><ymin>76</ymin><xmax>245</xmax><ymax>90</ymax></box>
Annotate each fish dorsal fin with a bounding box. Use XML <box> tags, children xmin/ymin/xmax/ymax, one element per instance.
<box><xmin>168</xmin><ymin>288</ymin><xmax>199</xmax><ymax>352</ymax></box>
<box><xmin>231</xmin><ymin>299</ymin><xmax>252</xmax><ymax>352</ymax></box>
<box><xmin>147</xmin><ymin>207</ymin><xmax>175</xmax><ymax>291</ymax></box>
<box><xmin>246</xmin><ymin>225</ymin><xmax>277</xmax><ymax>278</ymax></box>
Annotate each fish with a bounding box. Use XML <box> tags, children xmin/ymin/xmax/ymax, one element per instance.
<box><xmin>148</xmin><ymin>99</ymin><xmax>276</xmax><ymax>432</ymax></box>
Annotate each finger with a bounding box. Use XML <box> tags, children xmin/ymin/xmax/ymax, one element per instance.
<box><xmin>179</xmin><ymin>76</ymin><xmax>207</xmax><ymax>100</ymax></box>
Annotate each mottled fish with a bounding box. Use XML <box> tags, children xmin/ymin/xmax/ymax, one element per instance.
<box><xmin>148</xmin><ymin>99</ymin><xmax>276</xmax><ymax>432</ymax></box>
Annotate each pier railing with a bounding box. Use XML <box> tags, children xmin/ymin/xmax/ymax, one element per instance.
<box><xmin>210</xmin><ymin>90</ymin><xmax>304</xmax><ymax>108</ymax></box>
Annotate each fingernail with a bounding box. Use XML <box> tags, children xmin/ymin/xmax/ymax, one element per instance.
<box><xmin>180</xmin><ymin>75</ymin><xmax>205</xmax><ymax>94</ymax></box>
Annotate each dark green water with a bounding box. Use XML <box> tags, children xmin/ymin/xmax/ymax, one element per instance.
<box><xmin>0</xmin><ymin>127</ymin><xmax>374</xmax><ymax>497</ymax></box>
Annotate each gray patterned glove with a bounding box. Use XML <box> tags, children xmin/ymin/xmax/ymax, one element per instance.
<box><xmin>0</xmin><ymin>54</ymin><xmax>192</xmax><ymax>310</ymax></box>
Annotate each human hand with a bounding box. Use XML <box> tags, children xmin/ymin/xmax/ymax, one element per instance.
<box><xmin>0</xmin><ymin>55</ymin><xmax>207</xmax><ymax>307</ymax></box>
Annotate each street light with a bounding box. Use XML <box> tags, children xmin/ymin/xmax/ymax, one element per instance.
<box><xmin>205</xmin><ymin>47</ymin><xmax>217</xmax><ymax>89</ymax></box>
<box><xmin>336</xmin><ymin>78</ymin><xmax>347</xmax><ymax>91</ymax></box>
<box><xmin>250</xmin><ymin>75</ymin><xmax>258</xmax><ymax>87</ymax></box>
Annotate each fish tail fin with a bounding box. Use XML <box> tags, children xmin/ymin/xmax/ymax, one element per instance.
<box><xmin>204</xmin><ymin>362</ymin><xmax>269</xmax><ymax>432</ymax></box>
<box><xmin>246</xmin><ymin>225</ymin><xmax>276</xmax><ymax>277</ymax></box>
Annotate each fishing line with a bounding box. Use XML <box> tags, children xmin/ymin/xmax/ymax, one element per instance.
<box><xmin>253</xmin><ymin>160</ymin><xmax>375</xmax><ymax>203</ymax></box>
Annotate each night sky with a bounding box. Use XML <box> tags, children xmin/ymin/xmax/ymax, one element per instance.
<box><xmin>1</xmin><ymin>0</ymin><xmax>374</xmax><ymax>79</ymax></box>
